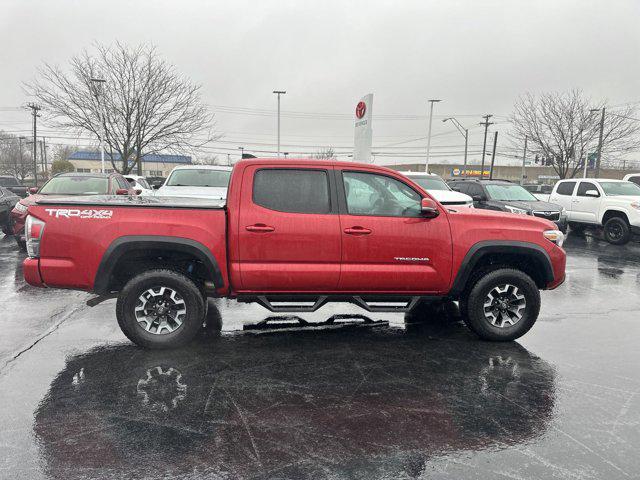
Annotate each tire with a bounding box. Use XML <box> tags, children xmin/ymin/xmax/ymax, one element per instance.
<box><xmin>116</xmin><ymin>269</ymin><xmax>206</xmax><ymax>349</ymax></box>
<box><xmin>461</xmin><ymin>268</ymin><xmax>540</xmax><ymax>342</ymax></box>
<box><xmin>405</xmin><ymin>299</ymin><xmax>460</xmax><ymax>324</ymax></box>
<box><xmin>603</xmin><ymin>217</ymin><xmax>631</xmax><ymax>245</ymax></box>
<box><xmin>569</xmin><ymin>222</ymin><xmax>586</xmax><ymax>234</ymax></box>
<box><xmin>15</xmin><ymin>236</ymin><xmax>26</xmax><ymax>251</ymax></box>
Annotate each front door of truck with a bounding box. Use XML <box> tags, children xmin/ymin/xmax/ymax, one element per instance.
<box><xmin>571</xmin><ymin>181</ymin><xmax>601</xmax><ymax>223</ymax></box>
<box><xmin>337</xmin><ymin>169</ymin><xmax>452</xmax><ymax>293</ymax></box>
<box><xmin>237</xmin><ymin>166</ymin><xmax>341</xmax><ymax>291</ymax></box>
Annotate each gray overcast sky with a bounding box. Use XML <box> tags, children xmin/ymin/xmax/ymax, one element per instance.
<box><xmin>1</xmin><ymin>0</ymin><xmax>639</xmax><ymax>165</ymax></box>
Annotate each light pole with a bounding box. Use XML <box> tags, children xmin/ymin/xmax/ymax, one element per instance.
<box><xmin>425</xmin><ymin>99</ymin><xmax>441</xmax><ymax>172</ymax></box>
<box><xmin>17</xmin><ymin>136</ymin><xmax>25</xmax><ymax>177</ymax></box>
<box><xmin>273</xmin><ymin>90</ymin><xmax>286</xmax><ymax>157</ymax></box>
<box><xmin>582</xmin><ymin>109</ymin><xmax>599</xmax><ymax>178</ymax></box>
<box><xmin>238</xmin><ymin>146</ymin><xmax>244</xmax><ymax>160</ymax></box>
<box><xmin>591</xmin><ymin>107</ymin><xmax>605</xmax><ymax>177</ymax></box>
<box><xmin>443</xmin><ymin>117</ymin><xmax>468</xmax><ymax>177</ymax></box>
<box><xmin>90</xmin><ymin>77</ymin><xmax>107</xmax><ymax>173</ymax></box>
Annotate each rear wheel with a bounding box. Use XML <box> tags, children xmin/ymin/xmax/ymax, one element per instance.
<box><xmin>14</xmin><ymin>236</ymin><xmax>26</xmax><ymax>251</ymax></box>
<box><xmin>603</xmin><ymin>217</ymin><xmax>631</xmax><ymax>245</ymax></box>
<box><xmin>462</xmin><ymin>268</ymin><xmax>540</xmax><ymax>341</ymax></box>
<box><xmin>116</xmin><ymin>269</ymin><xmax>206</xmax><ymax>349</ymax></box>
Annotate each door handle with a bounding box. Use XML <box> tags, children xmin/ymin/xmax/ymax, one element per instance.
<box><xmin>344</xmin><ymin>226</ymin><xmax>372</xmax><ymax>235</ymax></box>
<box><xmin>246</xmin><ymin>224</ymin><xmax>275</xmax><ymax>233</ymax></box>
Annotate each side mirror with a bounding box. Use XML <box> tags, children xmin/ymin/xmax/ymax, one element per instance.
<box><xmin>29</xmin><ymin>187</ymin><xmax>39</xmax><ymax>194</ymax></box>
<box><xmin>152</xmin><ymin>184</ymin><xmax>161</xmax><ymax>190</ymax></box>
<box><xmin>115</xmin><ymin>188</ymin><xmax>129</xmax><ymax>196</ymax></box>
<box><xmin>585</xmin><ymin>189</ymin><xmax>600</xmax><ymax>198</ymax></box>
<box><xmin>472</xmin><ymin>194</ymin><xmax>486</xmax><ymax>202</ymax></box>
<box><xmin>135</xmin><ymin>189</ymin><xmax>142</xmax><ymax>195</ymax></box>
<box><xmin>421</xmin><ymin>198</ymin><xmax>440</xmax><ymax>218</ymax></box>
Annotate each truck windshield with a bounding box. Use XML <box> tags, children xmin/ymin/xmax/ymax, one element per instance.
<box><xmin>0</xmin><ymin>177</ymin><xmax>19</xmax><ymax>187</ymax></box>
<box><xmin>485</xmin><ymin>184</ymin><xmax>538</xmax><ymax>201</ymax></box>
<box><xmin>166</xmin><ymin>169</ymin><xmax>231</xmax><ymax>187</ymax></box>
<box><xmin>39</xmin><ymin>177</ymin><xmax>109</xmax><ymax>195</ymax></box>
<box><xmin>409</xmin><ymin>176</ymin><xmax>450</xmax><ymax>191</ymax></box>
<box><xmin>599</xmin><ymin>181</ymin><xmax>640</xmax><ymax>196</ymax></box>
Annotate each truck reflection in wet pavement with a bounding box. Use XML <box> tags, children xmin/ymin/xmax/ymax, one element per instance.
<box><xmin>34</xmin><ymin>317</ymin><xmax>556</xmax><ymax>479</ymax></box>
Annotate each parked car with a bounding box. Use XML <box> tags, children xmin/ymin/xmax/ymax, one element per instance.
<box><xmin>549</xmin><ymin>178</ymin><xmax>640</xmax><ymax>245</ymax></box>
<box><xmin>523</xmin><ymin>184</ymin><xmax>553</xmax><ymax>202</ymax></box>
<box><xmin>400</xmin><ymin>172</ymin><xmax>474</xmax><ymax>207</ymax></box>
<box><xmin>0</xmin><ymin>175</ymin><xmax>28</xmax><ymax>198</ymax></box>
<box><xmin>124</xmin><ymin>175</ymin><xmax>154</xmax><ymax>196</ymax></box>
<box><xmin>10</xmin><ymin>172</ymin><xmax>135</xmax><ymax>250</ymax></box>
<box><xmin>622</xmin><ymin>173</ymin><xmax>640</xmax><ymax>186</ymax></box>
<box><xmin>145</xmin><ymin>176</ymin><xmax>166</xmax><ymax>189</ymax></box>
<box><xmin>0</xmin><ymin>186</ymin><xmax>20</xmax><ymax>236</ymax></box>
<box><xmin>24</xmin><ymin>159</ymin><xmax>566</xmax><ymax>349</ymax></box>
<box><xmin>448</xmin><ymin>178</ymin><xmax>567</xmax><ymax>233</ymax></box>
<box><xmin>156</xmin><ymin>165</ymin><xmax>232</xmax><ymax>199</ymax></box>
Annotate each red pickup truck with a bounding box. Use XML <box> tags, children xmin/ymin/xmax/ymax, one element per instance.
<box><xmin>22</xmin><ymin>159</ymin><xmax>566</xmax><ymax>348</ymax></box>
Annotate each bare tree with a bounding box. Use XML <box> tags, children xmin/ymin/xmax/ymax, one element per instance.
<box><xmin>314</xmin><ymin>147</ymin><xmax>336</xmax><ymax>160</ymax></box>
<box><xmin>510</xmin><ymin>90</ymin><xmax>640</xmax><ymax>178</ymax></box>
<box><xmin>52</xmin><ymin>144</ymin><xmax>76</xmax><ymax>163</ymax></box>
<box><xmin>0</xmin><ymin>131</ymin><xmax>34</xmax><ymax>180</ymax></box>
<box><xmin>27</xmin><ymin>42</ymin><xmax>214</xmax><ymax>174</ymax></box>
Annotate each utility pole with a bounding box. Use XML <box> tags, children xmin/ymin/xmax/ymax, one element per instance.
<box><xmin>17</xmin><ymin>136</ymin><xmax>24</xmax><ymax>177</ymax></box>
<box><xmin>42</xmin><ymin>137</ymin><xmax>48</xmax><ymax>174</ymax></box>
<box><xmin>442</xmin><ymin>117</ymin><xmax>468</xmax><ymax>177</ymax></box>
<box><xmin>595</xmin><ymin>107</ymin><xmax>605</xmax><ymax>177</ymax></box>
<box><xmin>90</xmin><ymin>78</ymin><xmax>107</xmax><ymax>173</ymax></box>
<box><xmin>26</xmin><ymin>103</ymin><xmax>42</xmax><ymax>186</ymax></box>
<box><xmin>425</xmin><ymin>99</ymin><xmax>441</xmax><ymax>172</ymax></box>
<box><xmin>273</xmin><ymin>90</ymin><xmax>286</xmax><ymax>157</ymax></box>
<box><xmin>520</xmin><ymin>136</ymin><xmax>528</xmax><ymax>185</ymax></box>
<box><xmin>479</xmin><ymin>114</ymin><xmax>493</xmax><ymax>179</ymax></box>
<box><xmin>489</xmin><ymin>131</ymin><xmax>498</xmax><ymax>179</ymax></box>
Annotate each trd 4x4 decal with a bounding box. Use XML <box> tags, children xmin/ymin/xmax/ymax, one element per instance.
<box><xmin>45</xmin><ymin>208</ymin><xmax>113</xmax><ymax>219</ymax></box>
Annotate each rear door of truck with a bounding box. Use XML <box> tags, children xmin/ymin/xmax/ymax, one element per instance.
<box><xmin>236</xmin><ymin>164</ymin><xmax>341</xmax><ymax>291</ymax></box>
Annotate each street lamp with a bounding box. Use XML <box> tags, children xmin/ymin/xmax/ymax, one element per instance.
<box><xmin>273</xmin><ymin>90</ymin><xmax>286</xmax><ymax>157</ymax></box>
<box><xmin>442</xmin><ymin>117</ymin><xmax>468</xmax><ymax>177</ymax></box>
<box><xmin>90</xmin><ymin>77</ymin><xmax>107</xmax><ymax>173</ymax></box>
<box><xmin>590</xmin><ymin>107</ymin><xmax>605</xmax><ymax>177</ymax></box>
<box><xmin>425</xmin><ymin>99</ymin><xmax>441</xmax><ymax>172</ymax></box>
<box><xmin>238</xmin><ymin>146</ymin><xmax>244</xmax><ymax>160</ymax></box>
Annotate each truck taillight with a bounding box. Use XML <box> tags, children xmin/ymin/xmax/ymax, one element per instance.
<box><xmin>25</xmin><ymin>215</ymin><xmax>45</xmax><ymax>258</ymax></box>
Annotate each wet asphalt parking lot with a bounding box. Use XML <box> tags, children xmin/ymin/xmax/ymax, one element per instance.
<box><xmin>0</xmin><ymin>231</ymin><xmax>639</xmax><ymax>480</ymax></box>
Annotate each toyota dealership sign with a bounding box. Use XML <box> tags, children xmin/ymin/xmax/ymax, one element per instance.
<box><xmin>354</xmin><ymin>93</ymin><xmax>373</xmax><ymax>163</ymax></box>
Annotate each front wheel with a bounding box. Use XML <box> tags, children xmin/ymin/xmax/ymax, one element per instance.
<box><xmin>603</xmin><ymin>217</ymin><xmax>631</xmax><ymax>245</ymax></box>
<box><xmin>462</xmin><ymin>268</ymin><xmax>540</xmax><ymax>342</ymax></box>
<box><xmin>116</xmin><ymin>269</ymin><xmax>206</xmax><ymax>349</ymax></box>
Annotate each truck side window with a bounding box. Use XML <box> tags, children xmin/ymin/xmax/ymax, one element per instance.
<box><xmin>576</xmin><ymin>181</ymin><xmax>598</xmax><ymax>197</ymax></box>
<box><xmin>343</xmin><ymin>171</ymin><xmax>421</xmax><ymax>217</ymax></box>
<box><xmin>556</xmin><ymin>181</ymin><xmax>576</xmax><ymax>196</ymax></box>
<box><xmin>253</xmin><ymin>169</ymin><xmax>330</xmax><ymax>214</ymax></box>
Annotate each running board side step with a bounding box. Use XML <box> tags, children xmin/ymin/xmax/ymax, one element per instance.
<box><xmin>242</xmin><ymin>295</ymin><xmax>423</xmax><ymax>313</ymax></box>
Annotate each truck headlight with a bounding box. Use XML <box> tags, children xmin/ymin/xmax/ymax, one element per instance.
<box><xmin>543</xmin><ymin>229</ymin><xmax>564</xmax><ymax>248</ymax></box>
<box><xmin>505</xmin><ymin>205</ymin><xmax>529</xmax><ymax>215</ymax></box>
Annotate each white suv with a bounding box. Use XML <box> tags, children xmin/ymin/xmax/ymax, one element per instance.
<box><xmin>400</xmin><ymin>172</ymin><xmax>474</xmax><ymax>207</ymax></box>
<box><xmin>549</xmin><ymin>178</ymin><xmax>640</xmax><ymax>244</ymax></box>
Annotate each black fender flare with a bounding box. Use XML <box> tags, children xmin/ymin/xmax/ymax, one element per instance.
<box><xmin>93</xmin><ymin>235</ymin><xmax>224</xmax><ymax>295</ymax></box>
<box><xmin>449</xmin><ymin>240</ymin><xmax>554</xmax><ymax>297</ymax></box>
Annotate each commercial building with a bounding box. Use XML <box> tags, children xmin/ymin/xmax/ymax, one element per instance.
<box><xmin>67</xmin><ymin>151</ymin><xmax>192</xmax><ymax>177</ymax></box>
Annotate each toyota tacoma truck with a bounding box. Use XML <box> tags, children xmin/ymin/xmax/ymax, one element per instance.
<box><xmin>549</xmin><ymin>178</ymin><xmax>640</xmax><ymax>244</ymax></box>
<box><xmin>22</xmin><ymin>159</ymin><xmax>566</xmax><ymax>349</ymax></box>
